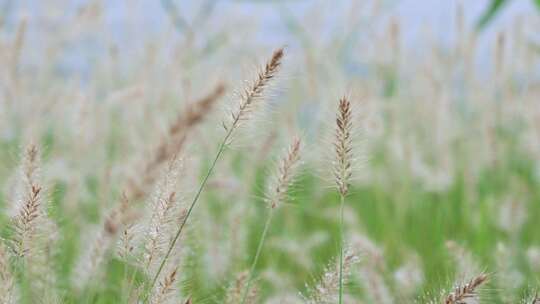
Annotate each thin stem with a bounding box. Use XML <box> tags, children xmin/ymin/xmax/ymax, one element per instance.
<box><xmin>126</xmin><ymin>264</ymin><xmax>138</xmax><ymax>301</ymax></box>
<box><xmin>240</xmin><ymin>208</ymin><xmax>274</xmax><ymax>304</ymax></box>
<box><xmin>338</xmin><ymin>193</ymin><xmax>345</xmax><ymax>304</ymax></box>
<box><xmin>144</xmin><ymin>130</ymin><xmax>233</xmax><ymax>302</ymax></box>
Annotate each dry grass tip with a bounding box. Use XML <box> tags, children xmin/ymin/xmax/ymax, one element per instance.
<box><xmin>444</xmin><ymin>274</ymin><xmax>488</xmax><ymax>304</ymax></box>
<box><xmin>224</xmin><ymin>48</ymin><xmax>284</xmax><ymax>133</ymax></box>
<box><xmin>267</xmin><ymin>136</ymin><xmax>301</xmax><ymax>209</ymax></box>
<box><xmin>334</xmin><ymin>96</ymin><xmax>353</xmax><ymax>196</ymax></box>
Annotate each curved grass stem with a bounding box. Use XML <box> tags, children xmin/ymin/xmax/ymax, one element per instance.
<box><xmin>240</xmin><ymin>208</ymin><xmax>274</xmax><ymax>304</ymax></box>
<box><xmin>338</xmin><ymin>193</ymin><xmax>345</xmax><ymax>304</ymax></box>
<box><xmin>144</xmin><ymin>130</ymin><xmax>233</xmax><ymax>302</ymax></box>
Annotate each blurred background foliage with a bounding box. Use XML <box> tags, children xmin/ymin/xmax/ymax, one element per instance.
<box><xmin>0</xmin><ymin>0</ymin><xmax>539</xmax><ymax>303</ymax></box>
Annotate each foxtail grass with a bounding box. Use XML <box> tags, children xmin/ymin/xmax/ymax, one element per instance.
<box><xmin>333</xmin><ymin>96</ymin><xmax>353</xmax><ymax>304</ymax></box>
<box><xmin>148</xmin><ymin>268</ymin><xmax>179</xmax><ymax>304</ymax></box>
<box><xmin>226</xmin><ymin>271</ymin><xmax>258</xmax><ymax>304</ymax></box>
<box><xmin>0</xmin><ymin>244</ymin><xmax>17</xmax><ymax>303</ymax></box>
<box><xmin>444</xmin><ymin>274</ymin><xmax>488</xmax><ymax>304</ymax></box>
<box><xmin>75</xmin><ymin>188</ymin><xmax>131</xmax><ymax>290</ymax></box>
<box><xmin>145</xmin><ymin>47</ymin><xmax>285</xmax><ymax>301</ymax></box>
<box><xmin>142</xmin><ymin>156</ymin><xmax>184</xmax><ymax>274</ymax></box>
<box><xmin>127</xmin><ymin>83</ymin><xmax>226</xmax><ymax>201</ymax></box>
<box><xmin>12</xmin><ymin>143</ymin><xmax>42</xmax><ymax>258</ymax></box>
<box><xmin>9</xmin><ymin>143</ymin><xmax>60</xmax><ymax>302</ymax></box>
<box><xmin>240</xmin><ymin>136</ymin><xmax>301</xmax><ymax>304</ymax></box>
<box><xmin>302</xmin><ymin>248</ymin><xmax>359</xmax><ymax>303</ymax></box>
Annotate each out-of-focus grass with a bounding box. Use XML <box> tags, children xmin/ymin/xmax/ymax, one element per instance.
<box><xmin>0</xmin><ymin>1</ymin><xmax>539</xmax><ymax>303</ymax></box>
<box><xmin>3</xmin><ymin>140</ymin><xmax>537</xmax><ymax>302</ymax></box>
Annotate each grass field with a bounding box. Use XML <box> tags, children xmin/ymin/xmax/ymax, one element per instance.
<box><xmin>1</xmin><ymin>1</ymin><xmax>540</xmax><ymax>303</ymax></box>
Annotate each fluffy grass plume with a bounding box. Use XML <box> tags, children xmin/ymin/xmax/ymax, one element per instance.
<box><xmin>11</xmin><ymin>143</ymin><xmax>43</xmax><ymax>258</ymax></box>
<box><xmin>142</xmin><ymin>157</ymin><xmax>184</xmax><ymax>275</ymax></box>
<box><xmin>226</xmin><ymin>271</ymin><xmax>259</xmax><ymax>304</ymax></box>
<box><xmin>302</xmin><ymin>248</ymin><xmax>359</xmax><ymax>304</ymax></box>
<box><xmin>334</xmin><ymin>96</ymin><xmax>354</xmax><ymax>304</ymax></box>
<box><xmin>267</xmin><ymin>136</ymin><xmax>302</xmax><ymax>209</ymax></box>
<box><xmin>7</xmin><ymin>143</ymin><xmax>60</xmax><ymax>302</ymax></box>
<box><xmin>146</xmin><ymin>47</ymin><xmax>285</xmax><ymax>300</ymax></box>
<box><xmin>74</xmin><ymin>189</ymin><xmax>131</xmax><ymax>290</ymax></box>
<box><xmin>241</xmin><ymin>136</ymin><xmax>302</xmax><ymax>304</ymax></box>
<box><xmin>148</xmin><ymin>268</ymin><xmax>180</xmax><ymax>304</ymax></box>
<box><xmin>334</xmin><ymin>96</ymin><xmax>353</xmax><ymax>197</ymax></box>
<box><xmin>444</xmin><ymin>274</ymin><xmax>488</xmax><ymax>304</ymax></box>
<box><xmin>224</xmin><ymin>47</ymin><xmax>284</xmax><ymax>133</ymax></box>
<box><xmin>0</xmin><ymin>244</ymin><xmax>17</xmax><ymax>304</ymax></box>
<box><xmin>127</xmin><ymin>83</ymin><xmax>226</xmax><ymax>201</ymax></box>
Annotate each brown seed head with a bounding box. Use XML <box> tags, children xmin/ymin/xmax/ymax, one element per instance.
<box><xmin>334</xmin><ymin>96</ymin><xmax>353</xmax><ymax>196</ymax></box>
<box><xmin>150</xmin><ymin>268</ymin><xmax>179</xmax><ymax>304</ymax></box>
<box><xmin>444</xmin><ymin>274</ymin><xmax>488</xmax><ymax>304</ymax></box>
<box><xmin>127</xmin><ymin>83</ymin><xmax>225</xmax><ymax>202</ymax></box>
<box><xmin>269</xmin><ymin>137</ymin><xmax>301</xmax><ymax>209</ymax></box>
<box><xmin>226</xmin><ymin>47</ymin><xmax>284</xmax><ymax>131</ymax></box>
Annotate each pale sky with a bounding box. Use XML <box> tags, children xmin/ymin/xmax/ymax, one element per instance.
<box><xmin>2</xmin><ymin>0</ymin><xmax>537</xmax><ymax>76</ymax></box>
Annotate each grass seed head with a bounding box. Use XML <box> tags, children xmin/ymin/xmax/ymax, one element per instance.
<box><xmin>334</xmin><ymin>96</ymin><xmax>353</xmax><ymax>196</ymax></box>
<box><xmin>224</xmin><ymin>48</ymin><xmax>284</xmax><ymax>133</ymax></box>
<box><xmin>444</xmin><ymin>274</ymin><xmax>488</xmax><ymax>304</ymax></box>
<box><xmin>267</xmin><ymin>136</ymin><xmax>301</xmax><ymax>209</ymax></box>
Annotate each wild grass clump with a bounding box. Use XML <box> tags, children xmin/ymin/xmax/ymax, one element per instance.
<box><xmin>1</xmin><ymin>2</ymin><xmax>540</xmax><ymax>303</ymax></box>
<box><xmin>333</xmin><ymin>96</ymin><xmax>354</xmax><ymax>304</ymax></box>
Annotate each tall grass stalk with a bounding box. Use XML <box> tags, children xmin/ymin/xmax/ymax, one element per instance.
<box><xmin>333</xmin><ymin>97</ymin><xmax>353</xmax><ymax>304</ymax></box>
<box><xmin>146</xmin><ymin>132</ymin><xmax>229</xmax><ymax>298</ymax></box>
<box><xmin>145</xmin><ymin>48</ymin><xmax>284</xmax><ymax>300</ymax></box>
<box><xmin>241</xmin><ymin>137</ymin><xmax>301</xmax><ymax>304</ymax></box>
<box><xmin>240</xmin><ymin>209</ymin><xmax>274</xmax><ymax>304</ymax></box>
<box><xmin>339</xmin><ymin>193</ymin><xmax>345</xmax><ymax>304</ymax></box>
